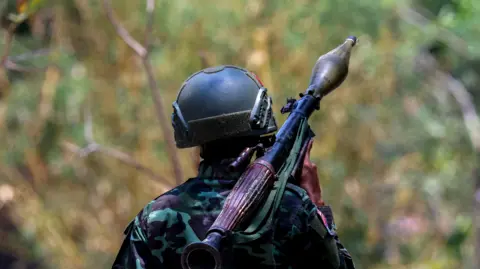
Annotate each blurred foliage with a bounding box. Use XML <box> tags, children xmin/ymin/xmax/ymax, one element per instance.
<box><xmin>0</xmin><ymin>0</ymin><xmax>479</xmax><ymax>268</ymax></box>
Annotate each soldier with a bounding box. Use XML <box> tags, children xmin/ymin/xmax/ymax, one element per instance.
<box><xmin>112</xmin><ymin>65</ymin><xmax>355</xmax><ymax>269</ymax></box>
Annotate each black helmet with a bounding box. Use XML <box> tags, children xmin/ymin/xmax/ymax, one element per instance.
<box><xmin>171</xmin><ymin>65</ymin><xmax>278</xmax><ymax>148</ymax></box>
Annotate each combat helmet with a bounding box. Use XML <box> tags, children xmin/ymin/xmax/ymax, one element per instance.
<box><xmin>172</xmin><ymin>65</ymin><xmax>278</xmax><ymax>148</ymax></box>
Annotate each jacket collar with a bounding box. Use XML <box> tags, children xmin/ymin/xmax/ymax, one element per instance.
<box><xmin>197</xmin><ymin>158</ymin><xmax>246</xmax><ymax>180</ymax></box>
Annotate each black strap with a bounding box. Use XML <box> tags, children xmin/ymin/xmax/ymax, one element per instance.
<box><xmin>318</xmin><ymin>205</ymin><xmax>334</xmax><ymax>228</ymax></box>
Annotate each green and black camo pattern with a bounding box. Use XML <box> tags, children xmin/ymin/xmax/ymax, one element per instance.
<box><xmin>112</xmin><ymin>161</ymin><xmax>354</xmax><ymax>269</ymax></box>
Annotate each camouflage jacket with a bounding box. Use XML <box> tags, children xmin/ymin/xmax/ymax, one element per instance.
<box><xmin>112</xmin><ymin>160</ymin><xmax>355</xmax><ymax>269</ymax></box>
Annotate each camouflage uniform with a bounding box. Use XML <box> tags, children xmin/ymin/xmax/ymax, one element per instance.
<box><xmin>112</xmin><ymin>159</ymin><xmax>354</xmax><ymax>269</ymax></box>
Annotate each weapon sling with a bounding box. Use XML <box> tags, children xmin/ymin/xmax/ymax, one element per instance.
<box><xmin>233</xmin><ymin>117</ymin><xmax>313</xmax><ymax>243</ymax></box>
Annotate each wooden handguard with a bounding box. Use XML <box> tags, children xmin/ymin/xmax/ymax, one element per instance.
<box><xmin>209</xmin><ymin>159</ymin><xmax>276</xmax><ymax>233</ymax></box>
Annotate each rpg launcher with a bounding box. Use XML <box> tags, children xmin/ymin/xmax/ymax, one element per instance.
<box><xmin>181</xmin><ymin>36</ymin><xmax>358</xmax><ymax>269</ymax></box>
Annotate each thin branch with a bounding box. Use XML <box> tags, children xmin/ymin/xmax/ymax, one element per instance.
<box><xmin>61</xmin><ymin>99</ymin><xmax>172</xmax><ymax>187</ymax></box>
<box><xmin>3</xmin><ymin>59</ymin><xmax>46</xmax><ymax>73</ymax></box>
<box><xmin>97</xmin><ymin>144</ymin><xmax>156</xmax><ymax>178</ymax></box>
<box><xmin>83</xmin><ymin>98</ymin><xmax>94</xmax><ymax>143</ymax></box>
<box><xmin>1</xmin><ymin>11</ymin><xmax>51</xmax><ymax>75</ymax></box>
<box><xmin>1</xmin><ymin>29</ymin><xmax>50</xmax><ymax>73</ymax></box>
<box><xmin>141</xmin><ymin>58</ymin><xmax>184</xmax><ymax>183</ymax></box>
<box><xmin>198</xmin><ymin>51</ymin><xmax>210</xmax><ymax>68</ymax></box>
<box><xmin>437</xmin><ymin>70</ymin><xmax>480</xmax><ymax>151</ymax></box>
<box><xmin>61</xmin><ymin>141</ymin><xmax>171</xmax><ymax>189</ymax></box>
<box><xmin>103</xmin><ymin>0</ymin><xmax>184</xmax><ymax>185</ymax></box>
<box><xmin>102</xmin><ymin>0</ymin><xmax>147</xmax><ymax>58</ymax></box>
<box><xmin>1</xmin><ymin>23</ymin><xmax>19</xmax><ymax>66</ymax></box>
<box><xmin>144</xmin><ymin>0</ymin><xmax>155</xmax><ymax>51</ymax></box>
<box><xmin>3</xmin><ymin>48</ymin><xmax>54</xmax><ymax>73</ymax></box>
<box><xmin>7</xmin><ymin>48</ymin><xmax>51</xmax><ymax>62</ymax></box>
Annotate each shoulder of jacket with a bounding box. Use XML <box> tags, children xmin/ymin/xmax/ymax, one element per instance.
<box><xmin>123</xmin><ymin>220</ymin><xmax>135</xmax><ymax>235</ymax></box>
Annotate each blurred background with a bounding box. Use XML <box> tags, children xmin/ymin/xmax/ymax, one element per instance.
<box><xmin>1</xmin><ymin>0</ymin><xmax>479</xmax><ymax>268</ymax></box>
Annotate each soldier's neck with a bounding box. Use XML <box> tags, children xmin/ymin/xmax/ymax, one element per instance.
<box><xmin>197</xmin><ymin>158</ymin><xmax>246</xmax><ymax>180</ymax></box>
<box><xmin>200</xmin><ymin>137</ymin><xmax>260</xmax><ymax>160</ymax></box>
<box><xmin>197</xmin><ymin>139</ymin><xmax>256</xmax><ymax>180</ymax></box>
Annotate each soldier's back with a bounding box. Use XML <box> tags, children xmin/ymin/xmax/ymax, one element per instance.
<box><xmin>133</xmin><ymin>175</ymin><xmax>321</xmax><ymax>269</ymax></box>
